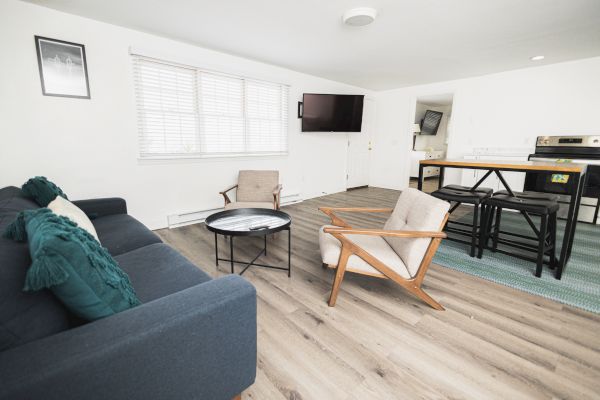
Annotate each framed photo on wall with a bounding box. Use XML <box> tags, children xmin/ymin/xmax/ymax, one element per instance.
<box><xmin>35</xmin><ymin>36</ymin><xmax>91</xmax><ymax>99</ymax></box>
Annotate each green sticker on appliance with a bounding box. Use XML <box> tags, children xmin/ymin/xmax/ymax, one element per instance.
<box><xmin>551</xmin><ymin>174</ymin><xmax>569</xmax><ymax>184</ymax></box>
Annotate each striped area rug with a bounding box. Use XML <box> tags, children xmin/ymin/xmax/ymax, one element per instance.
<box><xmin>433</xmin><ymin>211</ymin><xmax>600</xmax><ymax>314</ymax></box>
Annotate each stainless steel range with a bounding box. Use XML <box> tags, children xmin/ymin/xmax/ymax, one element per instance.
<box><xmin>525</xmin><ymin>135</ymin><xmax>600</xmax><ymax>224</ymax></box>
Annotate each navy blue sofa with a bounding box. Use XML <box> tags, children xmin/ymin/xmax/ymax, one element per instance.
<box><xmin>0</xmin><ymin>186</ymin><xmax>256</xmax><ymax>400</ymax></box>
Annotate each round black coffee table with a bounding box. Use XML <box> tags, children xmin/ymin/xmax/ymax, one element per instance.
<box><xmin>205</xmin><ymin>208</ymin><xmax>292</xmax><ymax>276</ymax></box>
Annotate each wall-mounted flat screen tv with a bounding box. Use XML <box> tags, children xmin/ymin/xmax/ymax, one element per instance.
<box><xmin>420</xmin><ymin>110</ymin><xmax>443</xmax><ymax>135</ymax></box>
<box><xmin>302</xmin><ymin>93</ymin><xmax>364</xmax><ymax>132</ymax></box>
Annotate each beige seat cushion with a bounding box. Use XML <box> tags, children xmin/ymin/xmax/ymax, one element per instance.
<box><xmin>319</xmin><ymin>225</ymin><xmax>411</xmax><ymax>279</ymax></box>
<box><xmin>236</xmin><ymin>170</ymin><xmax>279</xmax><ymax>203</ymax></box>
<box><xmin>47</xmin><ymin>196</ymin><xmax>99</xmax><ymax>241</ymax></box>
<box><xmin>382</xmin><ymin>188</ymin><xmax>449</xmax><ymax>276</ymax></box>
<box><xmin>224</xmin><ymin>201</ymin><xmax>274</xmax><ymax>210</ymax></box>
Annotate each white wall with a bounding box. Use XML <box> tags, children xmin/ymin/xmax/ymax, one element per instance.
<box><xmin>371</xmin><ymin>56</ymin><xmax>600</xmax><ymax>190</ymax></box>
<box><xmin>0</xmin><ymin>0</ymin><xmax>369</xmax><ymax>229</ymax></box>
<box><xmin>414</xmin><ymin>103</ymin><xmax>451</xmax><ymax>151</ymax></box>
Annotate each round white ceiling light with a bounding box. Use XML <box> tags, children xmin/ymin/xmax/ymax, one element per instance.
<box><xmin>343</xmin><ymin>7</ymin><xmax>377</xmax><ymax>27</ymax></box>
<box><xmin>530</xmin><ymin>55</ymin><xmax>545</xmax><ymax>61</ymax></box>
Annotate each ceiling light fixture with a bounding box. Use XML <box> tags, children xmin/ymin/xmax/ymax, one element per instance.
<box><xmin>530</xmin><ymin>55</ymin><xmax>545</xmax><ymax>61</ymax></box>
<box><xmin>343</xmin><ymin>7</ymin><xmax>377</xmax><ymax>27</ymax></box>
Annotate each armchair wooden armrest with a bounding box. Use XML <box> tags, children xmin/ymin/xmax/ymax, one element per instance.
<box><xmin>323</xmin><ymin>227</ymin><xmax>447</xmax><ymax>239</ymax></box>
<box><xmin>273</xmin><ymin>184</ymin><xmax>283</xmax><ymax>209</ymax></box>
<box><xmin>319</xmin><ymin>206</ymin><xmax>394</xmax><ymax>228</ymax></box>
<box><xmin>219</xmin><ymin>184</ymin><xmax>238</xmax><ymax>206</ymax></box>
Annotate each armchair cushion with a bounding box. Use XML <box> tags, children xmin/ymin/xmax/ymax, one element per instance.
<box><xmin>224</xmin><ymin>201</ymin><xmax>274</xmax><ymax>210</ymax></box>
<box><xmin>319</xmin><ymin>225</ymin><xmax>410</xmax><ymax>279</ymax></box>
<box><xmin>383</xmin><ymin>189</ymin><xmax>449</xmax><ymax>276</ymax></box>
<box><xmin>236</xmin><ymin>170</ymin><xmax>279</xmax><ymax>203</ymax></box>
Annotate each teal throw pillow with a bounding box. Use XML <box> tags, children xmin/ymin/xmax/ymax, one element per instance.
<box><xmin>5</xmin><ymin>208</ymin><xmax>140</xmax><ymax>320</ymax></box>
<box><xmin>22</xmin><ymin>176</ymin><xmax>68</xmax><ymax>207</ymax></box>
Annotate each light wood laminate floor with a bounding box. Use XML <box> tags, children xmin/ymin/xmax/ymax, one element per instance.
<box><xmin>156</xmin><ymin>187</ymin><xmax>600</xmax><ymax>400</ymax></box>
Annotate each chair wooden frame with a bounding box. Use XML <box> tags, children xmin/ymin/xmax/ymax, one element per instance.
<box><xmin>220</xmin><ymin>184</ymin><xmax>283</xmax><ymax>210</ymax></box>
<box><xmin>319</xmin><ymin>207</ymin><xmax>449</xmax><ymax>310</ymax></box>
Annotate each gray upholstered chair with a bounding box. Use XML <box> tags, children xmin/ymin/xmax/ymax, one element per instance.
<box><xmin>318</xmin><ymin>188</ymin><xmax>450</xmax><ymax>310</ymax></box>
<box><xmin>220</xmin><ymin>170</ymin><xmax>282</xmax><ymax>210</ymax></box>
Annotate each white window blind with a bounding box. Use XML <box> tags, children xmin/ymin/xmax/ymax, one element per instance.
<box><xmin>133</xmin><ymin>56</ymin><xmax>289</xmax><ymax>158</ymax></box>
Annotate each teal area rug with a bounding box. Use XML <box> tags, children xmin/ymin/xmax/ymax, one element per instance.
<box><xmin>433</xmin><ymin>211</ymin><xmax>600</xmax><ymax>314</ymax></box>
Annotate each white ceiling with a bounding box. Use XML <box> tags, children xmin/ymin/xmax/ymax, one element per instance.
<box><xmin>25</xmin><ymin>0</ymin><xmax>600</xmax><ymax>90</ymax></box>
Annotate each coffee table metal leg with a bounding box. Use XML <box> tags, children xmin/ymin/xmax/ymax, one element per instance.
<box><xmin>264</xmin><ymin>235</ymin><xmax>267</xmax><ymax>256</ymax></box>
<box><xmin>288</xmin><ymin>228</ymin><xmax>292</xmax><ymax>278</ymax></box>
<box><xmin>230</xmin><ymin>236</ymin><xmax>234</xmax><ymax>274</ymax></box>
<box><xmin>214</xmin><ymin>232</ymin><xmax>219</xmax><ymax>267</ymax></box>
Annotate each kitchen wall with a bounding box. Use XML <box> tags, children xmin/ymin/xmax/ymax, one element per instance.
<box><xmin>371</xmin><ymin>56</ymin><xmax>600</xmax><ymax>190</ymax></box>
<box><xmin>0</xmin><ymin>0</ymin><xmax>369</xmax><ymax>229</ymax></box>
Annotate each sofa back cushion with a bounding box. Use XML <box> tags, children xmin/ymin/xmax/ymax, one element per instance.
<box><xmin>236</xmin><ymin>170</ymin><xmax>278</xmax><ymax>203</ymax></box>
<box><xmin>0</xmin><ymin>186</ymin><xmax>71</xmax><ymax>351</ymax></box>
<box><xmin>383</xmin><ymin>189</ymin><xmax>449</xmax><ymax>277</ymax></box>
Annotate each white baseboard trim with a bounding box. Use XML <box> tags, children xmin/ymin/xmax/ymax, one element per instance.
<box><xmin>167</xmin><ymin>193</ymin><xmax>303</xmax><ymax>229</ymax></box>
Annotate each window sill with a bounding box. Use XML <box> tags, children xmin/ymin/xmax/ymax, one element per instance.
<box><xmin>137</xmin><ymin>152</ymin><xmax>288</xmax><ymax>164</ymax></box>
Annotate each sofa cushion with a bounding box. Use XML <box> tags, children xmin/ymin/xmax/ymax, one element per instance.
<box><xmin>13</xmin><ymin>208</ymin><xmax>141</xmax><ymax>321</ymax></box>
<box><xmin>21</xmin><ymin>176</ymin><xmax>68</xmax><ymax>207</ymax></box>
<box><xmin>92</xmin><ymin>214</ymin><xmax>161</xmax><ymax>256</ymax></box>
<box><xmin>0</xmin><ymin>186</ymin><xmax>70</xmax><ymax>351</ymax></box>
<box><xmin>47</xmin><ymin>196</ymin><xmax>99</xmax><ymax>240</ymax></box>
<box><xmin>115</xmin><ymin>243</ymin><xmax>211</xmax><ymax>303</ymax></box>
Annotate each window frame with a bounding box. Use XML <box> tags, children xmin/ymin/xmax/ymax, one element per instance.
<box><xmin>132</xmin><ymin>55</ymin><xmax>290</xmax><ymax>160</ymax></box>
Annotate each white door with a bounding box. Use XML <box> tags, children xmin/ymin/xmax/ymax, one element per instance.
<box><xmin>346</xmin><ymin>98</ymin><xmax>373</xmax><ymax>188</ymax></box>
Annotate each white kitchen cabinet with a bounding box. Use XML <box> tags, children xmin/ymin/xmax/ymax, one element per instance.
<box><xmin>410</xmin><ymin>150</ymin><xmax>445</xmax><ymax>178</ymax></box>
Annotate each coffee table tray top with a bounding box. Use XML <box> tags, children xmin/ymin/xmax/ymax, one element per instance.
<box><xmin>205</xmin><ymin>208</ymin><xmax>292</xmax><ymax>276</ymax></box>
<box><xmin>205</xmin><ymin>208</ymin><xmax>291</xmax><ymax>237</ymax></box>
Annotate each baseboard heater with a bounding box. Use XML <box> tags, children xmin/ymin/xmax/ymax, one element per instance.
<box><xmin>167</xmin><ymin>193</ymin><xmax>302</xmax><ymax>229</ymax></box>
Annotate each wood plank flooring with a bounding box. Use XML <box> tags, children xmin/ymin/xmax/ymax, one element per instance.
<box><xmin>155</xmin><ymin>187</ymin><xmax>600</xmax><ymax>400</ymax></box>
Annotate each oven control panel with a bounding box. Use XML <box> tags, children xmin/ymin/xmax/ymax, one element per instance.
<box><xmin>537</xmin><ymin>135</ymin><xmax>600</xmax><ymax>147</ymax></box>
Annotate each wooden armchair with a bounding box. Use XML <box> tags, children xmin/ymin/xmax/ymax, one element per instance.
<box><xmin>220</xmin><ymin>170</ymin><xmax>282</xmax><ymax>210</ymax></box>
<box><xmin>318</xmin><ymin>188</ymin><xmax>450</xmax><ymax>310</ymax></box>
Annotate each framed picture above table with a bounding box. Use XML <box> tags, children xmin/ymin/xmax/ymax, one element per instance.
<box><xmin>34</xmin><ymin>36</ymin><xmax>91</xmax><ymax>99</ymax></box>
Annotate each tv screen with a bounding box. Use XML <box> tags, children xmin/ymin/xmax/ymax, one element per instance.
<box><xmin>420</xmin><ymin>110</ymin><xmax>443</xmax><ymax>135</ymax></box>
<box><xmin>302</xmin><ymin>94</ymin><xmax>364</xmax><ymax>132</ymax></box>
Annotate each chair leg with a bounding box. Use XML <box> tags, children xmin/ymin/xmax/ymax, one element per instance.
<box><xmin>492</xmin><ymin>207</ymin><xmax>502</xmax><ymax>252</ymax></box>
<box><xmin>477</xmin><ymin>205</ymin><xmax>489</xmax><ymax>259</ymax></box>
<box><xmin>535</xmin><ymin>214</ymin><xmax>548</xmax><ymax>278</ymax></box>
<box><xmin>412</xmin><ymin>286</ymin><xmax>445</xmax><ymax>311</ymax></box>
<box><xmin>328</xmin><ymin>247</ymin><xmax>351</xmax><ymax>307</ymax></box>
<box><xmin>470</xmin><ymin>204</ymin><xmax>479</xmax><ymax>257</ymax></box>
<box><xmin>549</xmin><ymin>212</ymin><xmax>558</xmax><ymax>270</ymax></box>
<box><xmin>486</xmin><ymin>205</ymin><xmax>496</xmax><ymax>248</ymax></box>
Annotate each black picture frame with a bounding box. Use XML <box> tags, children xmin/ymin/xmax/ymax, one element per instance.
<box><xmin>34</xmin><ymin>35</ymin><xmax>91</xmax><ymax>99</ymax></box>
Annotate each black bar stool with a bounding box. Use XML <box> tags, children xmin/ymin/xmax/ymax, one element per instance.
<box><xmin>431</xmin><ymin>184</ymin><xmax>493</xmax><ymax>257</ymax></box>
<box><xmin>494</xmin><ymin>190</ymin><xmax>559</xmax><ymax>201</ymax></box>
<box><xmin>479</xmin><ymin>193</ymin><xmax>559</xmax><ymax>277</ymax></box>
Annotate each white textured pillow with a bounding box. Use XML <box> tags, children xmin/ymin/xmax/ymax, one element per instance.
<box><xmin>47</xmin><ymin>196</ymin><xmax>99</xmax><ymax>241</ymax></box>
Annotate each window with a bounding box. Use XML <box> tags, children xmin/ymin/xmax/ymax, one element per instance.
<box><xmin>133</xmin><ymin>56</ymin><xmax>289</xmax><ymax>158</ymax></box>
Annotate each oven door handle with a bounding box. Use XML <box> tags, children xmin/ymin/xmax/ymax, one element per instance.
<box><xmin>529</xmin><ymin>156</ymin><xmax>597</xmax><ymax>165</ymax></box>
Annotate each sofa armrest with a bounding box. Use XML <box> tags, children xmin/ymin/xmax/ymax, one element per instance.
<box><xmin>73</xmin><ymin>197</ymin><xmax>127</xmax><ymax>219</ymax></box>
<box><xmin>0</xmin><ymin>275</ymin><xmax>257</xmax><ymax>400</ymax></box>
